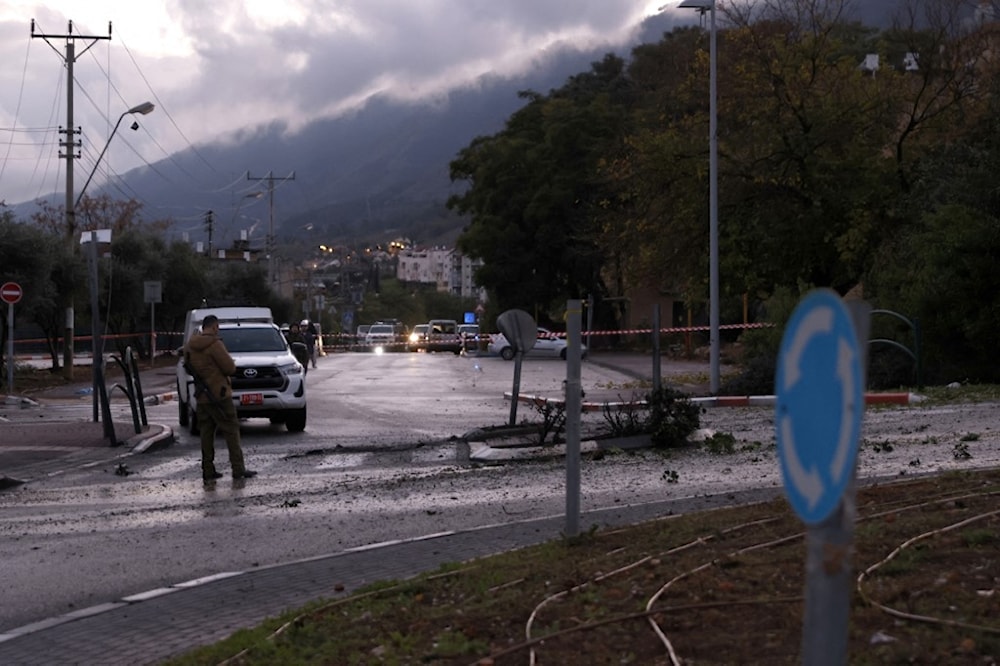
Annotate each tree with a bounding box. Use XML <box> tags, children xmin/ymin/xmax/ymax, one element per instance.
<box><xmin>449</xmin><ymin>55</ymin><xmax>633</xmax><ymax>324</ymax></box>
<box><xmin>0</xmin><ymin>211</ymin><xmax>68</xmax><ymax>375</ymax></box>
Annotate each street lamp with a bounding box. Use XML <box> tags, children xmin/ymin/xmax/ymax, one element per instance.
<box><xmin>678</xmin><ymin>0</ymin><xmax>720</xmax><ymax>394</ymax></box>
<box><xmin>227</xmin><ymin>191</ymin><xmax>264</xmax><ymax>252</ymax></box>
<box><xmin>75</xmin><ymin>100</ymin><xmax>155</xmax><ymax>436</ymax></box>
<box><xmin>75</xmin><ymin>101</ymin><xmax>155</xmax><ymax>209</ymax></box>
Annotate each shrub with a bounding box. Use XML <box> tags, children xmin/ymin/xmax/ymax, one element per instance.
<box><xmin>646</xmin><ymin>386</ymin><xmax>702</xmax><ymax>448</ymax></box>
<box><xmin>601</xmin><ymin>394</ymin><xmax>647</xmax><ymax>437</ymax></box>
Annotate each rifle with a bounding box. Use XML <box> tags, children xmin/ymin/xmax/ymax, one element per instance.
<box><xmin>183</xmin><ymin>355</ymin><xmax>226</xmax><ymax>410</ymax></box>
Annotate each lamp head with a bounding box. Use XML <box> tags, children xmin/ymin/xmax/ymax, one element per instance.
<box><xmin>128</xmin><ymin>101</ymin><xmax>155</xmax><ymax>115</ymax></box>
<box><xmin>678</xmin><ymin>0</ymin><xmax>713</xmax><ymax>9</ymax></box>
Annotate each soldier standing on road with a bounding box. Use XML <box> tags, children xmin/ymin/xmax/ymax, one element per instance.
<box><xmin>303</xmin><ymin>320</ymin><xmax>318</xmax><ymax>369</ymax></box>
<box><xmin>184</xmin><ymin>314</ymin><xmax>257</xmax><ymax>481</ymax></box>
<box><xmin>285</xmin><ymin>322</ymin><xmax>310</xmax><ymax>375</ymax></box>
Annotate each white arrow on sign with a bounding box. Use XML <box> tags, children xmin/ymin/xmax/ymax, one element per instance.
<box><xmin>783</xmin><ymin>305</ymin><xmax>833</xmax><ymax>391</ymax></box>
<box><xmin>780</xmin><ymin>414</ymin><xmax>823</xmax><ymax>508</ymax></box>
<box><xmin>832</xmin><ymin>336</ymin><xmax>857</xmax><ymax>483</ymax></box>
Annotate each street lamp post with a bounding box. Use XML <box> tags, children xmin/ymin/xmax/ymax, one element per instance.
<box><xmin>75</xmin><ymin>101</ymin><xmax>155</xmax><ymax>210</ymax></box>
<box><xmin>75</xmin><ymin>101</ymin><xmax>155</xmax><ymax>435</ymax></box>
<box><xmin>679</xmin><ymin>0</ymin><xmax>720</xmax><ymax>394</ymax></box>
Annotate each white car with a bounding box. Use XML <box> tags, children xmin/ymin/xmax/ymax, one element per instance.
<box><xmin>364</xmin><ymin>324</ymin><xmax>397</xmax><ymax>352</ymax></box>
<box><xmin>488</xmin><ymin>327</ymin><xmax>587</xmax><ymax>361</ymax></box>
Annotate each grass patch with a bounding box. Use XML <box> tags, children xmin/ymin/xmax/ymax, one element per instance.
<box><xmin>164</xmin><ymin>469</ymin><xmax>1000</xmax><ymax>665</ymax></box>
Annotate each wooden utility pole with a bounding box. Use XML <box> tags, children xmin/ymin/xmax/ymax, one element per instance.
<box><xmin>247</xmin><ymin>171</ymin><xmax>295</xmax><ymax>286</ymax></box>
<box><xmin>204</xmin><ymin>209</ymin><xmax>215</xmax><ymax>256</ymax></box>
<box><xmin>31</xmin><ymin>20</ymin><xmax>111</xmax><ymax>379</ymax></box>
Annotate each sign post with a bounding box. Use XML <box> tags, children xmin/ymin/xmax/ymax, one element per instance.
<box><xmin>144</xmin><ymin>281</ymin><xmax>162</xmax><ymax>368</ymax></box>
<box><xmin>775</xmin><ymin>289</ymin><xmax>868</xmax><ymax>665</ymax></box>
<box><xmin>2</xmin><ymin>281</ymin><xmax>23</xmax><ymax>394</ymax></box>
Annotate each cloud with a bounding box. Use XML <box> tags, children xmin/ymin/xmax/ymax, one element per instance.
<box><xmin>0</xmin><ymin>1</ymin><xmax>674</xmax><ymax>205</ymax></box>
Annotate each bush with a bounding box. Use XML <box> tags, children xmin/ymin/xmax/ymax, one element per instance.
<box><xmin>646</xmin><ymin>386</ymin><xmax>702</xmax><ymax>448</ymax></box>
<box><xmin>601</xmin><ymin>387</ymin><xmax>701</xmax><ymax>448</ymax></box>
<box><xmin>601</xmin><ymin>395</ymin><xmax>648</xmax><ymax>438</ymax></box>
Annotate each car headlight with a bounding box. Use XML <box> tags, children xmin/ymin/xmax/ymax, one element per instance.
<box><xmin>279</xmin><ymin>362</ymin><xmax>304</xmax><ymax>376</ymax></box>
<box><xmin>409</xmin><ymin>332</ymin><xmax>419</xmax><ymax>342</ymax></box>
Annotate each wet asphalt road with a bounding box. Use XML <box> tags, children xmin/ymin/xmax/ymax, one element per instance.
<box><xmin>0</xmin><ymin>351</ymin><xmax>661</xmax><ymax>633</ymax></box>
<box><xmin>4</xmin><ymin>349</ymin><xmax>998</xmax><ymax>653</ymax></box>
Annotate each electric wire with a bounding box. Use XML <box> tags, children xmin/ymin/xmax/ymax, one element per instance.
<box><xmin>79</xmin><ymin>38</ymin><xmax>211</xmax><ymax>191</ymax></box>
<box><xmin>32</xmin><ymin>67</ymin><xmax>66</xmax><ymax>203</ymax></box>
<box><xmin>0</xmin><ymin>31</ymin><xmax>35</xmax><ymax>190</ymax></box>
<box><xmin>115</xmin><ymin>30</ymin><xmax>218</xmax><ymax>175</ymax></box>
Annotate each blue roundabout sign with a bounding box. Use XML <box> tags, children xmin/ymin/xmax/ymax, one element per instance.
<box><xmin>775</xmin><ymin>289</ymin><xmax>864</xmax><ymax>525</ymax></box>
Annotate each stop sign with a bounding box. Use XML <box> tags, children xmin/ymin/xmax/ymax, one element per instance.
<box><xmin>1</xmin><ymin>281</ymin><xmax>23</xmax><ymax>304</ymax></box>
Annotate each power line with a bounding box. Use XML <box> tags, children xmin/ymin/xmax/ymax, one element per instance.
<box><xmin>116</xmin><ymin>30</ymin><xmax>218</xmax><ymax>175</ymax></box>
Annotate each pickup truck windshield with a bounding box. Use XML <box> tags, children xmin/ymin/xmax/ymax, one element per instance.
<box><xmin>219</xmin><ymin>327</ymin><xmax>288</xmax><ymax>352</ymax></box>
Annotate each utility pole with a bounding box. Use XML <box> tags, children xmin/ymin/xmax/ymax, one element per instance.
<box><xmin>204</xmin><ymin>210</ymin><xmax>215</xmax><ymax>256</ymax></box>
<box><xmin>32</xmin><ymin>20</ymin><xmax>111</xmax><ymax>379</ymax></box>
<box><xmin>247</xmin><ymin>171</ymin><xmax>295</xmax><ymax>286</ymax></box>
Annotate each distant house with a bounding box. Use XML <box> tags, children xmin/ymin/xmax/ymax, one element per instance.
<box><xmin>397</xmin><ymin>246</ymin><xmax>487</xmax><ymax>301</ymax></box>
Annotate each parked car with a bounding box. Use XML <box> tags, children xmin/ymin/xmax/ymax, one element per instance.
<box><xmin>425</xmin><ymin>319</ymin><xmax>463</xmax><ymax>354</ymax></box>
<box><xmin>353</xmin><ymin>324</ymin><xmax>371</xmax><ymax>351</ymax></box>
<box><xmin>407</xmin><ymin>324</ymin><xmax>429</xmax><ymax>352</ymax></box>
<box><xmin>364</xmin><ymin>324</ymin><xmax>397</xmax><ymax>352</ymax></box>
<box><xmin>488</xmin><ymin>326</ymin><xmax>588</xmax><ymax>361</ymax></box>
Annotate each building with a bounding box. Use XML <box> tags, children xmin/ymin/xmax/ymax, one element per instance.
<box><xmin>397</xmin><ymin>246</ymin><xmax>486</xmax><ymax>301</ymax></box>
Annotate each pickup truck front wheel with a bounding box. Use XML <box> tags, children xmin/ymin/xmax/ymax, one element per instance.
<box><xmin>285</xmin><ymin>407</ymin><xmax>307</xmax><ymax>433</ymax></box>
<box><xmin>178</xmin><ymin>382</ymin><xmax>189</xmax><ymax>427</ymax></box>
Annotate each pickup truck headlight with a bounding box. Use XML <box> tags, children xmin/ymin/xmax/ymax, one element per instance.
<box><xmin>279</xmin><ymin>361</ymin><xmax>304</xmax><ymax>376</ymax></box>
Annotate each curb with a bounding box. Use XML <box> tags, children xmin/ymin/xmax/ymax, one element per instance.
<box><xmin>505</xmin><ymin>391</ymin><xmax>922</xmax><ymax>411</ymax></box>
<box><xmin>130</xmin><ymin>423</ymin><xmax>175</xmax><ymax>453</ymax></box>
<box><xmin>143</xmin><ymin>390</ymin><xmax>177</xmax><ymax>406</ymax></box>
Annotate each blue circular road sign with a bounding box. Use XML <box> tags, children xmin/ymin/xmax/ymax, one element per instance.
<box><xmin>775</xmin><ymin>289</ymin><xmax>864</xmax><ymax>525</ymax></box>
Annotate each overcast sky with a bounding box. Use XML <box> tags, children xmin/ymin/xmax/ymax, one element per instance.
<box><xmin>0</xmin><ymin>1</ymin><xmax>695</xmax><ymax>206</ymax></box>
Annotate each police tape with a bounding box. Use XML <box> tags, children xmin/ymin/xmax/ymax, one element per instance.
<box><xmin>11</xmin><ymin>322</ymin><xmax>774</xmax><ymax>355</ymax></box>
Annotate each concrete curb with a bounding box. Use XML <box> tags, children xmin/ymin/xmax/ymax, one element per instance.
<box><xmin>143</xmin><ymin>390</ymin><xmax>177</xmax><ymax>406</ymax></box>
<box><xmin>130</xmin><ymin>423</ymin><xmax>175</xmax><ymax>453</ymax></box>
<box><xmin>505</xmin><ymin>391</ymin><xmax>923</xmax><ymax>411</ymax></box>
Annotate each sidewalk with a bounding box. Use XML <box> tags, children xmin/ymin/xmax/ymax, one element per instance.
<box><xmin>1</xmin><ymin>367</ymin><xmax>177</xmax><ymax>486</ymax></box>
<box><xmin>0</xmin><ymin>352</ymin><xmax>768</xmax><ymax>664</ymax></box>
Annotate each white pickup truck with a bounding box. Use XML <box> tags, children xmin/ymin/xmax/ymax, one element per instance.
<box><xmin>176</xmin><ymin>306</ymin><xmax>307</xmax><ymax>433</ymax></box>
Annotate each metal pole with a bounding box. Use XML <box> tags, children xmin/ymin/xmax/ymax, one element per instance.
<box><xmin>88</xmin><ymin>232</ymin><xmax>101</xmax><ymax>421</ymax></box>
<box><xmin>565</xmin><ymin>299</ymin><xmax>582</xmax><ymax>538</ymax></box>
<box><xmin>652</xmin><ymin>304</ymin><xmax>661</xmax><ymax>393</ymax></box>
<box><xmin>64</xmin><ymin>39</ymin><xmax>76</xmax><ymax>380</ymax></box>
<box><xmin>150</xmin><ymin>302</ymin><xmax>156</xmax><ymax>369</ymax></box>
<box><xmin>6</xmin><ymin>302</ymin><xmax>13</xmax><ymax>393</ymax></box>
<box><xmin>708</xmin><ymin>0</ymin><xmax>720</xmax><ymax>395</ymax></box>
<box><xmin>508</xmin><ymin>355</ymin><xmax>522</xmax><ymax>426</ymax></box>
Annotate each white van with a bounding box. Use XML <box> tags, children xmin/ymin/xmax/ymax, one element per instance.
<box><xmin>176</xmin><ymin>306</ymin><xmax>307</xmax><ymax>433</ymax></box>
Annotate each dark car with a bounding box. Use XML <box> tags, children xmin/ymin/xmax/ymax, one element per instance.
<box><xmin>425</xmin><ymin>319</ymin><xmax>463</xmax><ymax>354</ymax></box>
